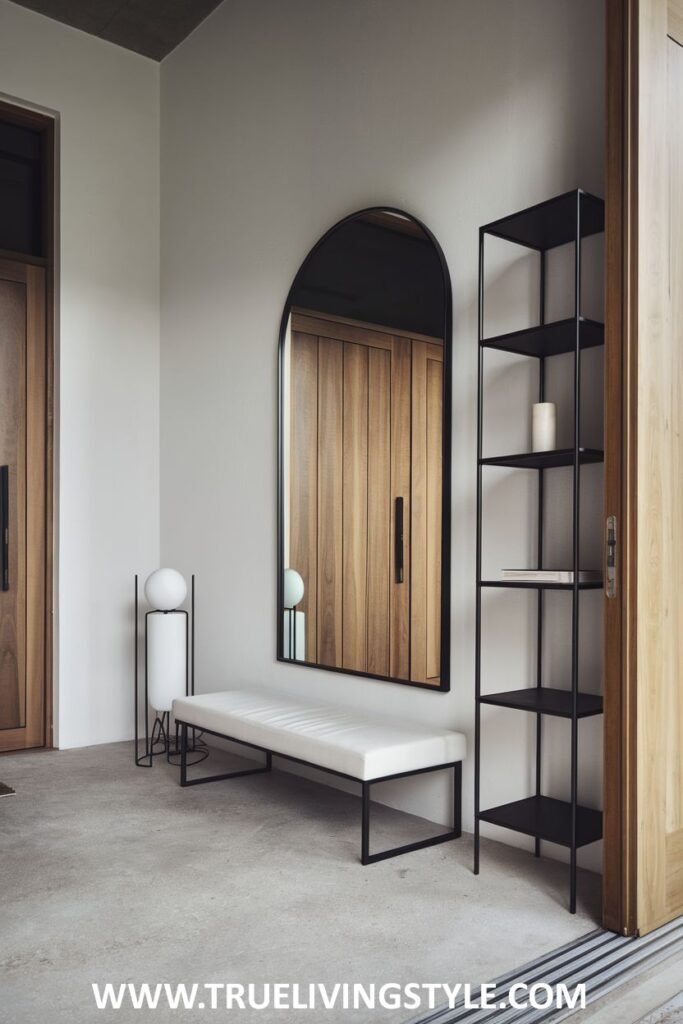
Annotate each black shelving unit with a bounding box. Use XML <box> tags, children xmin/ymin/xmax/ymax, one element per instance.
<box><xmin>474</xmin><ymin>188</ymin><xmax>605</xmax><ymax>914</ymax></box>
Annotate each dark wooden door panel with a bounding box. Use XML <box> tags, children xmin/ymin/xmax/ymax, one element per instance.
<box><xmin>0</xmin><ymin>277</ymin><xmax>27</xmax><ymax>732</ymax></box>
<box><xmin>0</xmin><ymin>259</ymin><xmax>46</xmax><ymax>752</ymax></box>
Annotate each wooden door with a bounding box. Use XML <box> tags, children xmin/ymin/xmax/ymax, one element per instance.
<box><xmin>633</xmin><ymin>4</ymin><xmax>683</xmax><ymax>935</ymax></box>
<box><xmin>604</xmin><ymin>0</ymin><xmax>683</xmax><ymax>935</ymax></box>
<box><xmin>0</xmin><ymin>258</ymin><xmax>47</xmax><ymax>752</ymax></box>
<box><xmin>287</xmin><ymin>310</ymin><xmax>442</xmax><ymax>682</ymax></box>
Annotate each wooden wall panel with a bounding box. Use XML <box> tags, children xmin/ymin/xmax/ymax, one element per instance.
<box><xmin>366</xmin><ymin>348</ymin><xmax>391</xmax><ymax>676</ymax></box>
<box><xmin>317</xmin><ymin>338</ymin><xmax>343</xmax><ymax>666</ymax></box>
<box><xmin>289</xmin><ymin>332</ymin><xmax>318</xmax><ymax>662</ymax></box>
<box><xmin>342</xmin><ymin>342</ymin><xmax>368</xmax><ymax>671</ymax></box>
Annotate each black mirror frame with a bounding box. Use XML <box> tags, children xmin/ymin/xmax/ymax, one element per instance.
<box><xmin>277</xmin><ymin>206</ymin><xmax>452</xmax><ymax>692</ymax></box>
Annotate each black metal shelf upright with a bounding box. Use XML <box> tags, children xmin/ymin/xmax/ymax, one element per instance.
<box><xmin>474</xmin><ymin>189</ymin><xmax>605</xmax><ymax>914</ymax></box>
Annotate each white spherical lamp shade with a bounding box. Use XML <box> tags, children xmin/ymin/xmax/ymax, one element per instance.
<box><xmin>144</xmin><ymin>568</ymin><xmax>187</xmax><ymax>611</ymax></box>
<box><xmin>147</xmin><ymin>612</ymin><xmax>187</xmax><ymax>712</ymax></box>
<box><xmin>283</xmin><ymin>568</ymin><xmax>304</xmax><ymax>609</ymax></box>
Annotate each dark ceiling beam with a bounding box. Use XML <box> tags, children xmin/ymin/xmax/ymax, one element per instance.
<box><xmin>7</xmin><ymin>0</ymin><xmax>225</xmax><ymax>61</ymax></box>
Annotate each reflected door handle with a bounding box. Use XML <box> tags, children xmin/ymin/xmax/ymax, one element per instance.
<box><xmin>395</xmin><ymin>496</ymin><xmax>404</xmax><ymax>583</ymax></box>
<box><xmin>1</xmin><ymin>466</ymin><xmax>8</xmax><ymax>592</ymax></box>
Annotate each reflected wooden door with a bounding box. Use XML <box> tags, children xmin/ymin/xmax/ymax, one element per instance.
<box><xmin>288</xmin><ymin>310</ymin><xmax>442</xmax><ymax>684</ymax></box>
<box><xmin>0</xmin><ymin>258</ymin><xmax>47</xmax><ymax>752</ymax></box>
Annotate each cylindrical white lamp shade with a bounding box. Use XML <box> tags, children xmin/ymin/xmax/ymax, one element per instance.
<box><xmin>147</xmin><ymin>612</ymin><xmax>187</xmax><ymax>712</ymax></box>
<box><xmin>144</xmin><ymin>568</ymin><xmax>187</xmax><ymax>611</ymax></box>
<box><xmin>283</xmin><ymin>568</ymin><xmax>304</xmax><ymax>609</ymax></box>
<box><xmin>532</xmin><ymin>402</ymin><xmax>557</xmax><ymax>452</ymax></box>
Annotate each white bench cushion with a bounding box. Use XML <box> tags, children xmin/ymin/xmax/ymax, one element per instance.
<box><xmin>173</xmin><ymin>688</ymin><xmax>466</xmax><ymax>782</ymax></box>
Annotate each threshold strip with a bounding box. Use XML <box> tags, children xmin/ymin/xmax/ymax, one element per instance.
<box><xmin>406</xmin><ymin>915</ymin><xmax>683</xmax><ymax>1024</ymax></box>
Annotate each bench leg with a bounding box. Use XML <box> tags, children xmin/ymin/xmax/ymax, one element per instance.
<box><xmin>179</xmin><ymin>722</ymin><xmax>272</xmax><ymax>788</ymax></box>
<box><xmin>453</xmin><ymin>760</ymin><xmax>462</xmax><ymax>838</ymax></box>
<box><xmin>360</xmin><ymin>762</ymin><xmax>462</xmax><ymax>865</ymax></box>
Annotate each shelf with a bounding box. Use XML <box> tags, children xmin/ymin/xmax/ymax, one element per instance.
<box><xmin>481</xmin><ymin>189</ymin><xmax>605</xmax><ymax>251</ymax></box>
<box><xmin>479</xmin><ymin>687</ymin><xmax>603</xmax><ymax>718</ymax></box>
<box><xmin>481</xmin><ymin>316</ymin><xmax>604</xmax><ymax>358</ymax></box>
<box><xmin>480</xmin><ymin>448</ymin><xmax>603</xmax><ymax>470</ymax></box>
<box><xmin>478</xmin><ymin>795</ymin><xmax>603</xmax><ymax>848</ymax></box>
<box><xmin>481</xmin><ymin>579</ymin><xmax>603</xmax><ymax>591</ymax></box>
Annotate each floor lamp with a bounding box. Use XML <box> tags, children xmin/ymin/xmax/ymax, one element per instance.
<box><xmin>134</xmin><ymin>568</ymin><xmax>207</xmax><ymax>767</ymax></box>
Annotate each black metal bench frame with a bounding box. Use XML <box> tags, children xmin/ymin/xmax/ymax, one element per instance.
<box><xmin>177</xmin><ymin>720</ymin><xmax>462</xmax><ymax>864</ymax></box>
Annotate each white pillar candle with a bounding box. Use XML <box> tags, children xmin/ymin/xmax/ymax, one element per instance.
<box><xmin>532</xmin><ymin>402</ymin><xmax>556</xmax><ymax>452</ymax></box>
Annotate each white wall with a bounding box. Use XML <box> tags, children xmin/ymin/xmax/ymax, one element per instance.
<box><xmin>0</xmin><ymin>1</ymin><xmax>160</xmax><ymax>748</ymax></box>
<box><xmin>158</xmin><ymin>0</ymin><xmax>605</xmax><ymax>868</ymax></box>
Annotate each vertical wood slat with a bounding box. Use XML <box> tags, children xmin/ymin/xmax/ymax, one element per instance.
<box><xmin>390</xmin><ymin>337</ymin><xmax>411</xmax><ymax>680</ymax></box>
<box><xmin>317</xmin><ymin>337</ymin><xmax>343</xmax><ymax>666</ymax></box>
<box><xmin>24</xmin><ymin>265</ymin><xmax>46</xmax><ymax>748</ymax></box>
<box><xmin>667</xmin><ymin>38</ymin><xmax>683</xmax><ymax>843</ymax></box>
<box><xmin>411</xmin><ymin>340</ymin><xmax>443</xmax><ymax>685</ymax></box>
<box><xmin>636</xmin><ymin>0</ymin><xmax>670</xmax><ymax>935</ymax></box>
<box><xmin>426</xmin><ymin>357</ymin><xmax>443</xmax><ymax>681</ymax></box>
<box><xmin>289</xmin><ymin>332</ymin><xmax>318</xmax><ymax>663</ymax></box>
<box><xmin>342</xmin><ymin>342</ymin><xmax>368</xmax><ymax>671</ymax></box>
<box><xmin>366</xmin><ymin>347</ymin><xmax>391</xmax><ymax>676</ymax></box>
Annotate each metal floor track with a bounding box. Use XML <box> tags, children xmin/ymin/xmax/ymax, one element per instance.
<box><xmin>407</xmin><ymin>915</ymin><xmax>683</xmax><ymax>1024</ymax></box>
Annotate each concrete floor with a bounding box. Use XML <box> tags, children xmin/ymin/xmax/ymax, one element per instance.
<box><xmin>0</xmin><ymin>742</ymin><xmax>600</xmax><ymax>1023</ymax></box>
<box><xmin>572</xmin><ymin>952</ymin><xmax>683</xmax><ymax>1024</ymax></box>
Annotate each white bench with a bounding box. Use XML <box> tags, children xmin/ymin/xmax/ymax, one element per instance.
<box><xmin>173</xmin><ymin>688</ymin><xmax>466</xmax><ymax>864</ymax></box>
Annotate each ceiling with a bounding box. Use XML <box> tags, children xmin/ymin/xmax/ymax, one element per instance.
<box><xmin>9</xmin><ymin>0</ymin><xmax>225</xmax><ymax>60</ymax></box>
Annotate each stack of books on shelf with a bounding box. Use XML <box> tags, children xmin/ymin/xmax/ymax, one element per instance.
<box><xmin>501</xmin><ymin>570</ymin><xmax>602</xmax><ymax>584</ymax></box>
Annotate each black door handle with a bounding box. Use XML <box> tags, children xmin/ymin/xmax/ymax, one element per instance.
<box><xmin>1</xmin><ymin>466</ymin><xmax>8</xmax><ymax>591</ymax></box>
<box><xmin>395</xmin><ymin>496</ymin><xmax>404</xmax><ymax>584</ymax></box>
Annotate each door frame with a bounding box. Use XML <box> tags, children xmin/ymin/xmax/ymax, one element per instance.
<box><xmin>603</xmin><ymin>0</ymin><xmax>636</xmax><ymax>936</ymax></box>
<box><xmin>0</xmin><ymin>97</ymin><xmax>55</xmax><ymax>752</ymax></box>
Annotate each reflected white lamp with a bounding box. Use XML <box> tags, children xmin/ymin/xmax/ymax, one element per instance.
<box><xmin>283</xmin><ymin>568</ymin><xmax>305</xmax><ymax>661</ymax></box>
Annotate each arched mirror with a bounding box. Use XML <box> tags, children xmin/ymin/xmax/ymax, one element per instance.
<box><xmin>278</xmin><ymin>208</ymin><xmax>451</xmax><ymax>690</ymax></box>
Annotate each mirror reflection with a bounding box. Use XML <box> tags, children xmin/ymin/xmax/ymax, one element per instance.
<box><xmin>279</xmin><ymin>209</ymin><xmax>450</xmax><ymax>688</ymax></box>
